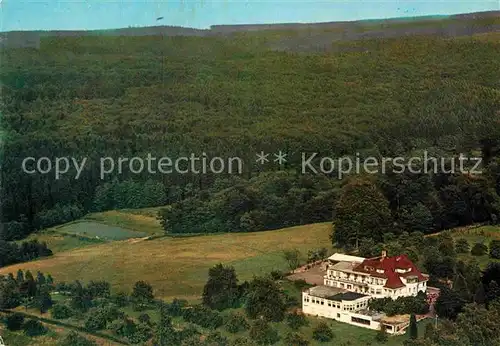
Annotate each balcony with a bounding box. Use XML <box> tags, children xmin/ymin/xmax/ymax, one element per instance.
<box><xmin>330</xmin><ymin>277</ymin><xmax>368</xmax><ymax>287</ymax></box>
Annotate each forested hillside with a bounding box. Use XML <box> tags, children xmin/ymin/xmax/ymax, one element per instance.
<box><xmin>1</xmin><ymin>19</ymin><xmax>500</xmax><ymax>238</ymax></box>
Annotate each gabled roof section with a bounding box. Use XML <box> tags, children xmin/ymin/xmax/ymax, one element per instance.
<box><xmin>353</xmin><ymin>254</ymin><xmax>427</xmax><ymax>289</ymax></box>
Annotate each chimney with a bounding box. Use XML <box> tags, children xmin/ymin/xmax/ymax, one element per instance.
<box><xmin>381</xmin><ymin>250</ymin><xmax>387</xmax><ymax>258</ymax></box>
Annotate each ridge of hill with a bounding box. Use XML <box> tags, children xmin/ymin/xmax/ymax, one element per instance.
<box><xmin>1</xmin><ymin>10</ymin><xmax>499</xmax><ymax>50</ymax></box>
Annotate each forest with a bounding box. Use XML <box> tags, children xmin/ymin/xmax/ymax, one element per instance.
<box><xmin>1</xmin><ymin>25</ymin><xmax>500</xmax><ymax>240</ymax></box>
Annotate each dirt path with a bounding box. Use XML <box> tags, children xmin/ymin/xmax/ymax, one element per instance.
<box><xmin>0</xmin><ymin>309</ymin><xmax>127</xmax><ymax>345</ymax></box>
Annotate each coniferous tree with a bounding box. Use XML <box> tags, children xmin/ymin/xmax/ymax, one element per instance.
<box><xmin>407</xmin><ymin>314</ymin><xmax>418</xmax><ymax>340</ymax></box>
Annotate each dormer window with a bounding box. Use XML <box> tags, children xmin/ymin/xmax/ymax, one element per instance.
<box><xmin>376</xmin><ymin>269</ymin><xmax>384</xmax><ymax>274</ymax></box>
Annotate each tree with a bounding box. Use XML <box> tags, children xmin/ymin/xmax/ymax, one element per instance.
<box><xmin>283</xmin><ymin>248</ymin><xmax>301</xmax><ymax>270</ymax></box>
<box><xmin>36</xmin><ymin>285</ymin><xmax>53</xmax><ymax>314</ymax></box>
<box><xmin>471</xmin><ymin>242</ymin><xmax>488</xmax><ymax>256</ymax></box>
<box><xmin>23</xmin><ymin>319</ymin><xmax>48</xmax><ymax>336</ymax></box>
<box><xmin>489</xmin><ymin>240</ymin><xmax>500</xmax><ymax>259</ymax></box>
<box><xmin>131</xmin><ymin>281</ymin><xmax>154</xmax><ymax>309</ymax></box>
<box><xmin>312</xmin><ymin>322</ymin><xmax>334</xmax><ymax>342</ymax></box>
<box><xmin>46</xmin><ymin>274</ymin><xmax>54</xmax><ymax>286</ymax></box>
<box><xmin>19</xmin><ymin>271</ymin><xmax>37</xmax><ymax>298</ymax></box>
<box><xmin>407</xmin><ymin>314</ymin><xmax>418</xmax><ymax>340</ymax></box>
<box><xmin>70</xmin><ymin>281</ymin><xmax>92</xmax><ymax>312</ymax></box>
<box><xmin>51</xmin><ymin>304</ymin><xmax>74</xmax><ymax>319</ymax></box>
<box><xmin>474</xmin><ymin>283</ymin><xmax>487</xmax><ymax>304</ymax></box>
<box><xmin>333</xmin><ymin>178</ymin><xmax>393</xmax><ymax>247</ymax></box>
<box><xmin>455</xmin><ymin>303</ymin><xmax>500</xmax><ymax>346</ymax></box>
<box><xmin>358</xmin><ymin>237</ymin><xmax>377</xmax><ymax>258</ymax></box>
<box><xmin>249</xmin><ymin>319</ymin><xmax>280</xmax><ymax>345</ymax></box>
<box><xmin>486</xmin><ymin>281</ymin><xmax>500</xmax><ymax>306</ymax></box>
<box><xmin>87</xmin><ymin>280</ymin><xmax>111</xmax><ymax>299</ymax></box>
<box><xmin>16</xmin><ymin>269</ymin><xmax>24</xmax><ymax>284</ymax></box>
<box><xmin>0</xmin><ymin>277</ymin><xmax>20</xmax><ymax>309</ymax></box>
<box><xmin>4</xmin><ymin>312</ymin><xmax>25</xmax><ymax>330</ymax></box>
<box><xmin>400</xmin><ymin>203</ymin><xmax>434</xmax><ymax>234</ymax></box>
<box><xmin>202</xmin><ymin>264</ymin><xmax>240</xmax><ymax>310</ymax></box>
<box><xmin>245</xmin><ymin>276</ymin><xmax>287</xmax><ymax>322</ymax></box>
<box><xmin>435</xmin><ymin>287</ymin><xmax>465</xmax><ymax>320</ymax></box>
<box><xmin>437</xmin><ymin>232</ymin><xmax>456</xmax><ymax>258</ymax></box>
<box><xmin>36</xmin><ymin>271</ymin><xmax>46</xmax><ymax>286</ymax></box>
<box><xmin>455</xmin><ymin>238</ymin><xmax>470</xmax><ymax>254</ymax></box>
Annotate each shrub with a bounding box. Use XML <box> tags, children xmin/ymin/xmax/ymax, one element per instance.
<box><xmin>23</xmin><ymin>319</ymin><xmax>48</xmax><ymax>336</ymax></box>
<box><xmin>166</xmin><ymin>298</ymin><xmax>188</xmax><ymax>316</ymax></box>
<box><xmin>5</xmin><ymin>312</ymin><xmax>25</xmax><ymax>330</ymax></box>
<box><xmin>182</xmin><ymin>305</ymin><xmax>223</xmax><ymax>329</ymax></box>
<box><xmin>269</xmin><ymin>270</ymin><xmax>284</xmax><ymax>280</ymax></box>
<box><xmin>224</xmin><ymin>311</ymin><xmax>249</xmax><ymax>333</ymax></box>
<box><xmin>111</xmin><ymin>291</ymin><xmax>129</xmax><ymax>307</ymax></box>
<box><xmin>177</xmin><ymin>324</ymin><xmax>200</xmax><ymax>344</ymax></box>
<box><xmin>284</xmin><ymin>332</ymin><xmax>309</xmax><ymax>346</ymax></box>
<box><xmin>312</xmin><ymin>322</ymin><xmax>334</xmax><ymax>342</ymax></box>
<box><xmin>286</xmin><ymin>311</ymin><xmax>308</xmax><ymax>329</ymax></box>
<box><xmin>205</xmin><ymin>331</ymin><xmax>229</xmax><ymax>346</ymax></box>
<box><xmin>51</xmin><ymin>304</ymin><xmax>73</xmax><ymax>319</ymax></box>
<box><xmin>249</xmin><ymin>319</ymin><xmax>280</xmax><ymax>345</ymax></box>
<box><xmin>232</xmin><ymin>337</ymin><xmax>257</xmax><ymax>346</ymax></box>
<box><xmin>110</xmin><ymin>317</ymin><xmax>137</xmax><ymax>338</ymax></box>
<box><xmin>375</xmin><ymin>324</ymin><xmax>388</xmax><ymax>343</ymax></box>
<box><xmin>128</xmin><ymin>323</ymin><xmax>152</xmax><ymax>344</ymax></box>
<box><xmin>138</xmin><ymin>313</ymin><xmax>152</xmax><ymax>325</ymax></box>
<box><xmin>471</xmin><ymin>242</ymin><xmax>488</xmax><ymax>256</ymax></box>
<box><xmin>58</xmin><ymin>331</ymin><xmax>97</xmax><ymax>346</ymax></box>
<box><xmin>84</xmin><ymin>313</ymin><xmax>107</xmax><ymax>331</ymax></box>
<box><xmin>284</xmin><ymin>295</ymin><xmax>300</xmax><ymax>308</ymax></box>
<box><xmin>293</xmin><ymin>279</ymin><xmax>310</xmax><ymax>290</ymax></box>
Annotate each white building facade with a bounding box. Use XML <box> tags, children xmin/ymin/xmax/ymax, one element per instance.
<box><xmin>301</xmin><ymin>251</ymin><xmax>430</xmax><ymax>334</ymax></box>
<box><xmin>302</xmin><ymin>286</ymin><xmax>407</xmax><ymax>334</ymax></box>
<box><xmin>324</xmin><ymin>251</ymin><xmax>428</xmax><ymax>299</ymax></box>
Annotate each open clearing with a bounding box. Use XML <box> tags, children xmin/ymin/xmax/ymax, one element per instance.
<box><xmin>5</xmin><ymin>221</ymin><xmax>499</xmax><ymax>301</ymax></box>
<box><xmin>84</xmin><ymin>209</ymin><xmax>163</xmax><ymax>236</ymax></box>
<box><xmin>54</xmin><ymin>220</ymin><xmax>148</xmax><ymax>240</ymax></box>
<box><xmin>0</xmin><ymin>222</ymin><xmax>333</xmax><ymax>301</ymax></box>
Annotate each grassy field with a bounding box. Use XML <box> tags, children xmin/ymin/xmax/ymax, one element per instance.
<box><xmin>5</xmin><ymin>218</ymin><xmax>500</xmax><ymax>301</ymax></box>
<box><xmin>21</xmin><ymin>230</ymin><xmax>104</xmax><ymax>253</ymax></box>
<box><xmin>54</xmin><ymin>220</ymin><xmax>149</xmax><ymax>240</ymax></box>
<box><xmin>0</xmin><ymin>222</ymin><xmax>333</xmax><ymax>301</ymax></box>
<box><xmin>447</xmin><ymin>225</ymin><xmax>500</xmax><ymax>267</ymax></box>
<box><xmin>84</xmin><ymin>209</ymin><xmax>164</xmax><ymax>236</ymax></box>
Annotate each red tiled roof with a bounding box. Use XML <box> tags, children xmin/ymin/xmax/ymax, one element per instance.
<box><xmin>353</xmin><ymin>254</ymin><xmax>427</xmax><ymax>289</ymax></box>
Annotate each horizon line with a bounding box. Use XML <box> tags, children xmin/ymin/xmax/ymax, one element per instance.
<box><xmin>2</xmin><ymin>9</ymin><xmax>498</xmax><ymax>34</ymax></box>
